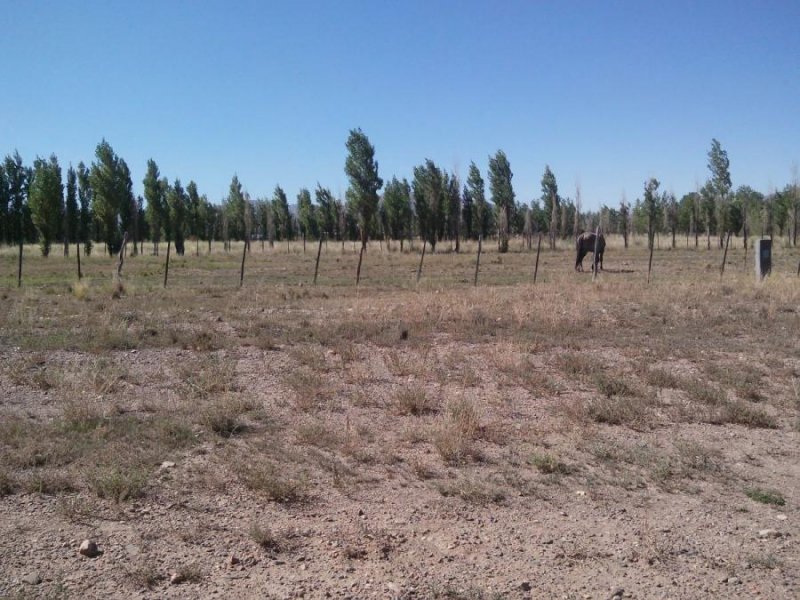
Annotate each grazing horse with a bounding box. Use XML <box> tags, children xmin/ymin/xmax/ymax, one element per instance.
<box><xmin>575</xmin><ymin>231</ymin><xmax>605</xmax><ymax>272</ymax></box>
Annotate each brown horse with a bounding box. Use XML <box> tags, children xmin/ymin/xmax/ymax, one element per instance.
<box><xmin>575</xmin><ymin>231</ymin><xmax>605</xmax><ymax>272</ymax></box>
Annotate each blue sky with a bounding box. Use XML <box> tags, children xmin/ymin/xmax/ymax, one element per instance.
<box><xmin>3</xmin><ymin>0</ymin><xmax>798</xmax><ymax>210</ymax></box>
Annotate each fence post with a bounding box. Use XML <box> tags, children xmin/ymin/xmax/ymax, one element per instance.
<box><xmin>313</xmin><ymin>236</ymin><xmax>324</xmax><ymax>285</ymax></box>
<box><xmin>474</xmin><ymin>236</ymin><xmax>482</xmax><ymax>286</ymax></box>
<box><xmin>533</xmin><ymin>233</ymin><xmax>542</xmax><ymax>284</ymax></box>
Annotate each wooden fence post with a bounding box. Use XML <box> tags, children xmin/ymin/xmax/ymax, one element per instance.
<box><xmin>163</xmin><ymin>240</ymin><xmax>171</xmax><ymax>288</ymax></box>
<box><xmin>647</xmin><ymin>240</ymin><xmax>654</xmax><ymax>284</ymax></box>
<box><xmin>533</xmin><ymin>233</ymin><xmax>542</xmax><ymax>284</ymax></box>
<box><xmin>416</xmin><ymin>240</ymin><xmax>427</xmax><ymax>283</ymax></box>
<box><xmin>313</xmin><ymin>236</ymin><xmax>324</xmax><ymax>285</ymax></box>
<box><xmin>473</xmin><ymin>236</ymin><xmax>482</xmax><ymax>286</ymax></box>
<box><xmin>720</xmin><ymin>231</ymin><xmax>731</xmax><ymax>278</ymax></box>
<box><xmin>239</xmin><ymin>240</ymin><xmax>247</xmax><ymax>287</ymax></box>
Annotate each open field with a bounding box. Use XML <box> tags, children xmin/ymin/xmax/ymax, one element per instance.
<box><xmin>1</xmin><ymin>236</ymin><xmax>798</xmax><ymax>599</ymax></box>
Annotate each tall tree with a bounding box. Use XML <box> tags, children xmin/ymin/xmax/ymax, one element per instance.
<box><xmin>467</xmin><ymin>162</ymin><xmax>491</xmax><ymax>240</ymax></box>
<box><xmin>64</xmin><ymin>165</ymin><xmax>78</xmax><ymax>256</ymax></box>
<box><xmin>541</xmin><ymin>165</ymin><xmax>560</xmax><ymax>248</ymax></box>
<box><xmin>700</xmin><ymin>182</ymin><xmax>716</xmax><ymax>249</ymax></box>
<box><xmin>707</xmin><ymin>138</ymin><xmax>731</xmax><ymax>246</ymax></box>
<box><xmin>663</xmin><ymin>192</ymin><xmax>678</xmax><ymax>248</ymax></box>
<box><xmin>445</xmin><ymin>172</ymin><xmax>462</xmax><ymax>251</ymax></box>
<box><xmin>226</xmin><ymin>175</ymin><xmax>246</xmax><ymax>243</ymax></box>
<box><xmin>166</xmin><ymin>179</ymin><xmax>187</xmax><ymax>255</ymax></box>
<box><xmin>89</xmin><ymin>140</ymin><xmax>129</xmax><ymax>254</ymax></box>
<box><xmin>573</xmin><ymin>184</ymin><xmax>583</xmax><ymax>237</ymax></box>
<box><xmin>344</xmin><ymin>128</ymin><xmax>383</xmax><ymax>249</ymax></box>
<box><xmin>143</xmin><ymin>159</ymin><xmax>165</xmax><ymax>255</ymax></box>
<box><xmin>314</xmin><ymin>185</ymin><xmax>337</xmax><ymax>240</ymax></box>
<box><xmin>383</xmin><ymin>177</ymin><xmax>412</xmax><ymax>250</ymax></box>
<box><xmin>76</xmin><ymin>162</ymin><xmax>93</xmax><ymax>255</ymax></box>
<box><xmin>28</xmin><ymin>154</ymin><xmax>63</xmax><ymax>256</ymax></box>
<box><xmin>272</xmin><ymin>185</ymin><xmax>291</xmax><ymax>241</ymax></box>
<box><xmin>4</xmin><ymin>152</ymin><xmax>28</xmax><ymax>249</ymax></box>
<box><xmin>619</xmin><ymin>197</ymin><xmax>630</xmax><ymax>248</ymax></box>
<box><xmin>413</xmin><ymin>160</ymin><xmax>446</xmax><ymax>251</ymax></box>
<box><xmin>186</xmin><ymin>180</ymin><xmax>201</xmax><ymax>255</ymax></box>
<box><xmin>297</xmin><ymin>187</ymin><xmax>317</xmax><ymax>241</ymax></box>
<box><xmin>0</xmin><ymin>163</ymin><xmax>7</xmax><ymax>245</ymax></box>
<box><xmin>488</xmin><ymin>150</ymin><xmax>514</xmax><ymax>253</ymax></box>
<box><xmin>643</xmin><ymin>178</ymin><xmax>661</xmax><ymax>250</ymax></box>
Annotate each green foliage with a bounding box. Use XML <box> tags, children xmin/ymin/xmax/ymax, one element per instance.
<box><xmin>488</xmin><ymin>150</ymin><xmax>515</xmax><ymax>252</ymax></box>
<box><xmin>643</xmin><ymin>177</ymin><xmax>661</xmax><ymax>249</ymax></box>
<box><xmin>143</xmin><ymin>159</ymin><xmax>165</xmax><ymax>248</ymax></box>
<box><xmin>28</xmin><ymin>154</ymin><xmax>63</xmax><ymax>256</ymax></box>
<box><xmin>297</xmin><ymin>187</ymin><xmax>317</xmax><ymax>239</ymax></box>
<box><xmin>467</xmin><ymin>162</ymin><xmax>492</xmax><ymax>240</ymax></box>
<box><xmin>186</xmin><ymin>180</ymin><xmax>201</xmax><ymax>242</ymax></box>
<box><xmin>745</xmin><ymin>487</ymin><xmax>785</xmax><ymax>506</ymax></box>
<box><xmin>64</xmin><ymin>165</ymin><xmax>78</xmax><ymax>247</ymax></box>
<box><xmin>445</xmin><ymin>172</ymin><xmax>462</xmax><ymax>247</ymax></box>
<box><xmin>383</xmin><ymin>177</ymin><xmax>412</xmax><ymax>244</ymax></box>
<box><xmin>541</xmin><ymin>165</ymin><xmax>560</xmax><ymax>239</ymax></box>
<box><xmin>166</xmin><ymin>179</ymin><xmax>187</xmax><ymax>254</ymax></box>
<box><xmin>90</xmin><ymin>140</ymin><xmax>131</xmax><ymax>254</ymax></box>
<box><xmin>226</xmin><ymin>175</ymin><xmax>246</xmax><ymax>241</ymax></box>
<box><xmin>344</xmin><ymin>128</ymin><xmax>383</xmax><ymax>247</ymax></box>
<box><xmin>413</xmin><ymin>159</ymin><xmax>445</xmax><ymax>250</ymax></box>
<box><xmin>272</xmin><ymin>185</ymin><xmax>292</xmax><ymax>241</ymax></box>
<box><xmin>76</xmin><ymin>161</ymin><xmax>93</xmax><ymax>254</ymax></box>
<box><xmin>314</xmin><ymin>185</ymin><xmax>337</xmax><ymax>240</ymax></box>
<box><xmin>4</xmin><ymin>151</ymin><xmax>29</xmax><ymax>245</ymax></box>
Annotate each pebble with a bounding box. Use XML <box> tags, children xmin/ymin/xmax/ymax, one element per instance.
<box><xmin>727</xmin><ymin>577</ymin><xmax>741</xmax><ymax>585</ymax></box>
<box><xmin>758</xmin><ymin>529</ymin><xmax>782</xmax><ymax>539</ymax></box>
<box><xmin>775</xmin><ymin>514</ymin><xmax>788</xmax><ymax>521</ymax></box>
<box><xmin>22</xmin><ymin>573</ymin><xmax>42</xmax><ymax>585</ymax></box>
<box><xmin>78</xmin><ymin>540</ymin><xmax>101</xmax><ymax>558</ymax></box>
<box><xmin>520</xmin><ymin>581</ymin><xmax>532</xmax><ymax>591</ymax></box>
<box><xmin>170</xmin><ymin>572</ymin><xmax>186</xmax><ymax>584</ymax></box>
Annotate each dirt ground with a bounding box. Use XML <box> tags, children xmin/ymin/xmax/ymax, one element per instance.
<box><xmin>1</xmin><ymin>238</ymin><xmax>798</xmax><ymax>599</ymax></box>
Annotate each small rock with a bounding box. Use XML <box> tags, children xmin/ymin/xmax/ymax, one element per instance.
<box><xmin>170</xmin><ymin>572</ymin><xmax>186</xmax><ymax>585</ymax></box>
<box><xmin>229</xmin><ymin>554</ymin><xmax>240</xmax><ymax>566</ymax></box>
<box><xmin>520</xmin><ymin>581</ymin><xmax>532</xmax><ymax>591</ymax></box>
<box><xmin>78</xmin><ymin>540</ymin><xmax>101</xmax><ymax>558</ymax></box>
<box><xmin>609</xmin><ymin>588</ymin><xmax>624</xmax><ymax>600</ymax></box>
<box><xmin>22</xmin><ymin>573</ymin><xmax>42</xmax><ymax>585</ymax></box>
<box><xmin>727</xmin><ymin>576</ymin><xmax>741</xmax><ymax>585</ymax></box>
<box><xmin>758</xmin><ymin>529</ymin><xmax>782</xmax><ymax>539</ymax></box>
<box><xmin>160</xmin><ymin>461</ymin><xmax>176</xmax><ymax>470</ymax></box>
<box><xmin>775</xmin><ymin>514</ymin><xmax>788</xmax><ymax>521</ymax></box>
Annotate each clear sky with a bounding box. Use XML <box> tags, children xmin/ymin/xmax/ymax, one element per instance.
<box><xmin>3</xmin><ymin>0</ymin><xmax>798</xmax><ymax>210</ymax></box>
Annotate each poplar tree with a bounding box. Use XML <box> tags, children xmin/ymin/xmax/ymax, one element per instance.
<box><xmin>89</xmin><ymin>140</ymin><xmax>129</xmax><ymax>254</ymax></box>
<box><xmin>314</xmin><ymin>184</ymin><xmax>337</xmax><ymax>240</ymax></box>
<box><xmin>707</xmin><ymin>138</ymin><xmax>731</xmax><ymax>246</ymax></box>
<box><xmin>77</xmin><ymin>162</ymin><xmax>93</xmax><ymax>255</ymax></box>
<box><xmin>488</xmin><ymin>150</ymin><xmax>515</xmax><ymax>253</ymax></box>
<box><xmin>383</xmin><ymin>177</ymin><xmax>412</xmax><ymax>250</ymax></box>
<box><xmin>297</xmin><ymin>187</ymin><xmax>317</xmax><ymax>240</ymax></box>
<box><xmin>64</xmin><ymin>165</ymin><xmax>78</xmax><ymax>255</ymax></box>
<box><xmin>467</xmin><ymin>162</ymin><xmax>491</xmax><ymax>241</ymax></box>
<box><xmin>144</xmin><ymin>159</ymin><xmax>165</xmax><ymax>254</ymax></box>
<box><xmin>28</xmin><ymin>154</ymin><xmax>63</xmax><ymax>256</ymax></box>
<box><xmin>412</xmin><ymin>159</ymin><xmax>445</xmax><ymax>251</ymax></box>
<box><xmin>4</xmin><ymin>152</ymin><xmax>28</xmax><ymax>249</ymax></box>
<box><xmin>272</xmin><ymin>185</ymin><xmax>291</xmax><ymax>241</ymax></box>
<box><xmin>344</xmin><ymin>128</ymin><xmax>383</xmax><ymax>249</ymax></box>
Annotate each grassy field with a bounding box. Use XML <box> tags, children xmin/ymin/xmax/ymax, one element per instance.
<box><xmin>1</xmin><ymin>235</ymin><xmax>798</xmax><ymax>598</ymax></box>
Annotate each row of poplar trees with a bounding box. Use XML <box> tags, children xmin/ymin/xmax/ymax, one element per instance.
<box><xmin>3</xmin><ymin>135</ymin><xmax>798</xmax><ymax>258</ymax></box>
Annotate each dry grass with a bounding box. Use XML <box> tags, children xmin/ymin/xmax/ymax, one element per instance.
<box><xmin>0</xmin><ymin>237</ymin><xmax>798</xmax><ymax>588</ymax></box>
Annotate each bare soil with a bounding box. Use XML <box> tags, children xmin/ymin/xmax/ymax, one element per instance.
<box><xmin>1</xmin><ymin>238</ymin><xmax>798</xmax><ymax>599</ymax></box>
